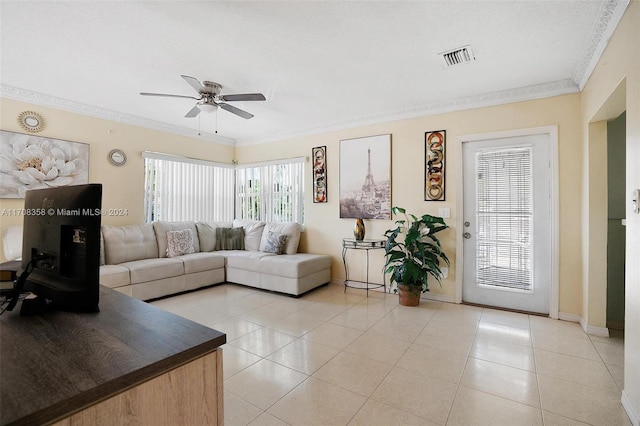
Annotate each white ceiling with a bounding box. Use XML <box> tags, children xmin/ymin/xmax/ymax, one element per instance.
<box><xmin>0</xmin><ymin>1</ymin><xmax>629</xmax><ymax>146</ymax></box>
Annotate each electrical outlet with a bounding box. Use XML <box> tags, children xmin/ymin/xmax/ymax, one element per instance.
<box><xmin>440</xmin><ymin>267</ymin><xmax>449</xmax><ymax>279</ymax></box>
<box><xmin>438</xmin><ymin>208</ymin><xmax>450</xmax><ymax>218</ymax></box>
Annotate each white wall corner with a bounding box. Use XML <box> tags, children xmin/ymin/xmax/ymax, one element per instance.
<box><xmin>622</xmin><ymin>391</ymin><xmax>640</xmax><ymax>426</ymax></box>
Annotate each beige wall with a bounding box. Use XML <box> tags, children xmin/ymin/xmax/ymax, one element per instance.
<box><xmin>1</xmin><ymin>93</ymin><xmax>585</xmax><ymax>316</ymax></box>
<box><xmin>580</xmin><ymin>0</ymin><xmax>639</xmax><ymax>422</ymax></box>
<box><xmin>0</xmin><ymin>98</ymin><xmax>234</xmax><ymax>261</ymax></box>
<box><xmin>236</xmin><ymin>93</ymin><xmax>584</xmax><ymax>316</ymax></box>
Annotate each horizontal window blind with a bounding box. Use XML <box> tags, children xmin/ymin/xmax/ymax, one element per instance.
<box><xmin>235</xmin><ymin>158</ymin><xmax>305</xmax><ymax>223</ymax></box>
<box><xmin>143</xmin><ymin>152</ymin><xmax>234</xmax><ymax>223</ymax></box>
<box><xmin>476</xmin><ymin>147</ymin><xmax>533</xmax><ymax>292</ymax></box>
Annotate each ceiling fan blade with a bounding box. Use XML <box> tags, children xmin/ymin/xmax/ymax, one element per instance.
<box><xmin>185</xmin><ymin>105</ymin><xmax>201</xmax><ymax>118</ymax></box>
<box><xmin>181</xmin><ymin>75</ymin><xmax>205</xmax><ymax>93</ymax></box>
<box><xmin>140</xmin><ymin>92</ymin><xmax>199</xmax><ymax>100</ymax></box>
<box><xmin>219</xmin><ymin>93</ymin><xmax>266</xmax><ymax>102</ymax></box>
<box><xmin>219</xmin><ymin>103</ymin><xmax>254</xmax><ymax>119</ymax></box>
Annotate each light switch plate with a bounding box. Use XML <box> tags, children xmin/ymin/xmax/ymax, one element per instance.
<box><xmin>438</xmin><ymin>208</ymin><xmax>450</xmax><ymax>218</ymax></box>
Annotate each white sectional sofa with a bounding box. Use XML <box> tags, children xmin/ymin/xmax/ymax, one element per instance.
<box><xmin>99</xmin><ymin>219</ymin><xmax>331</xmax><ymax>300</ymax></box>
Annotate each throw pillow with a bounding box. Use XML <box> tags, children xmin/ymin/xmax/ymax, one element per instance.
<box><xmin>215</xmin><ymin>227</ymin><xmax>245</xmax><ymax>251</ymax></box>
<box><xmin>263</xmin><ymin>231</ymin><xmax>287</xmax><ymax>255</ymax></box>
<box><xmin>166</xmin><ymin>229</ymin><xmax>195</xmax><ymax>258</ymax></box>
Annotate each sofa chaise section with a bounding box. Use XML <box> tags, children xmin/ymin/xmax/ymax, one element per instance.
<box><xmin>226</xmin><ymin>252</ymin><xmax>331</xmax><ymax>295</ymax></box>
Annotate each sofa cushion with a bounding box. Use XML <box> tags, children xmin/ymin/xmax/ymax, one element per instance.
<box><xmin>225</xmin><ymin>251</ymin><xmax>276</xmax><ymax>272</ymax></box>
<box><xmin>99</xmin><ymin>264</ymin><xmax>130</xmax><ymax>288</ymax></box>
<box><xmin>195</xmin><ymin>221</ymin><xmax>233</xmax><ymax>252</ymax></box>
<box><xmin>258</xmin><ymin>253</ymin><xmax>331</xmax><ymax>279</ymax></box>
<box><xmin>2</xmin><ymin>225</ymin><xmax>23</xmax><ymax>261</ymax></box>
<box><xmin>102</xmin><ymin>224</ymin><xmax>158</xmax><ymax>265</ymax></box>
<box><xmin>215</xmin><ymin>227</ymin><xmax>245</xmax><ymax>250</ymax></box>
<box><xmin>233</xmin><ymin>219</ymin><xmax>266</xmax><ymax>251</ymax></box>
<box><xmin>154</xmin><ymin>221</ymin><xmax>200</xmax><ymax>257</ymax></box>
<box><xmin>120</xmin><ymin>257</ymin><xmax>184</xmax><ymax>284</ymax></box>
<box><xmin>179</xmin><ymin>252</ymin><xmax>226</xmax><ymax>274</ymax></box>
<box><xmin>99</xmin><ymin>231</ymin><xmax>105</xmax><ymax>266</ymax></box>
<box><xmin>166</xmin><ymin>229</ymin><xmax>196</xmax><ymax>258</ymax></box>
<box><xmin>259</xmin><ymin>222</ymin><xmax>301</xmax><ymax>255</ymax></box>
<box><xmin>262</xmin><ymin>231</ymin><xmax>287</xmax><ymax>255</ymax></box>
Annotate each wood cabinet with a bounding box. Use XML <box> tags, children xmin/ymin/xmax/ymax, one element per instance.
<box><xmin>1</xmin><ymin>287</ymin><xmax>226</xmax><ymax>425</ymax></box>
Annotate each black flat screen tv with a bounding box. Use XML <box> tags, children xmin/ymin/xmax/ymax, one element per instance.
<box><xmin>12</xmin><ymin>183</ymin><xmax>102</xmax><ymax>315</ymax></box>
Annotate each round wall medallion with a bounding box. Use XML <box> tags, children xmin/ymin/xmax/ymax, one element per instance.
<box><xmin>108</xmin><ymin>149</ymin><xmax>127</xmax><ymax>166</ymax></box>
<box><xmin>18</xmin><ymin>111</ymin><xmax>45</xmax><ymax>133</ymax></box>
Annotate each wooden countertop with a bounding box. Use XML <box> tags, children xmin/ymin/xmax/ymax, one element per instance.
<box><xmin>0</xmin><ymin>286</ymin><xmax>226</xmax><ymax>426</ymax></box>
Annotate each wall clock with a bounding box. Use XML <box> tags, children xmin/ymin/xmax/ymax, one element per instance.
<box><xmin>18</xmin><ymin>111</ymin><xmax>45</xmax><ymax>133</ymax></box>
<box><xmin>108</xmin><ymin>149</ymin><xmax>127</xmax><ymax>166</ymax></box>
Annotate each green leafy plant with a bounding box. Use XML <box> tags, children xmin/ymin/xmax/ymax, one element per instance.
<box><xmin>383</xmin><ymin>207</ymin><xmax>450</xmax><ymax>293</ymax></box>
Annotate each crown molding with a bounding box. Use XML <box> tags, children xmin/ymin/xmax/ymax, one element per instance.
<box><xmin>2</xmin><ymin>78</ymin><xmax>578</xmax><ymax>149</ymax></box>
<box><xmin>0</xmin><ymin>84</ymin><xmax>236</xmax><ymax>146</ymax></box>
<box><xmin>236</xmin><ymin>78</ymin><xmax>579</xmax><ymax>146</ymax></box>
<box><xmin>572</xmin><ymin>0</ymin><xmax>630</xmax><ymax>91</ymax></box>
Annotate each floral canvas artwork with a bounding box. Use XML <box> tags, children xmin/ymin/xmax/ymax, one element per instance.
<box><xmin>0</xmin><ymin>131</ymin><xmax>89</xmax><ymax>198</ymax></box>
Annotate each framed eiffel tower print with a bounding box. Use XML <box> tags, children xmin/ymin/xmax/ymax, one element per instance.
<box><xmin>339</xmin><ymin>134</ymin><xmax>391</xmax><ymax>219</ymax></box>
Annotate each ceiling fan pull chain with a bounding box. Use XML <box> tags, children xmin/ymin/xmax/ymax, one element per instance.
<box><xmin>198</xmin><ymin>114</ymin><xmax>201</xmax><ymax>136</ymax></box>
<box><xmin>215</xmin><ymin>108</ymin><xmax>218</xmax><ymax>134</ymax></box>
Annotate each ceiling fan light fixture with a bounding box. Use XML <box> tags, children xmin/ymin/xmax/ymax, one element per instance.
<box><xmin>199</xmin><ymin>103</ymin><xmax>217</xmax><ymax>113</ymax></box>
<box><xmin>141</xmin><ymin>75</ymin><xmax>264</xmax><ymax>120</ymax></box>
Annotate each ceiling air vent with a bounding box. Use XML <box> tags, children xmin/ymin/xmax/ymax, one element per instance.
<box><xmin>439</xmin><ymin>45</ymin><xmax>475</xmax><ymax>67</ymax></box>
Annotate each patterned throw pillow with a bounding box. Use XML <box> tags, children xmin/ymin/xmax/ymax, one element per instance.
<box><xmin>166</xmin><ymin>229</ymin><xmax>195</xmax><ymax>258</ymax></box>
<box><xmin>263</xmin><ymin>231</ymin><xmax>287</xmax><ymax>255</ymax></box>
<box><xmin>215</xmin><ymin>227</ymin><xmax>245</xmax><ymax>251</ymax></box>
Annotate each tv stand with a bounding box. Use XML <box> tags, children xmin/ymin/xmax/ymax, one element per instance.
<box><xmin>1</xmin><ymin>286</ymin><xmax>226</xmax><ymax>425</ymax></box>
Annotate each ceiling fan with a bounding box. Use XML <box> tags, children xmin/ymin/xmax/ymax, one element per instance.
<box><xmin>140</xmin><ymin>75</ymin><xmax>265</xmax><ymax>119</ymax></box>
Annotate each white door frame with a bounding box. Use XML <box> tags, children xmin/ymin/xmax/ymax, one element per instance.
<box><xmin>454</xmin><ymin>126</ymin><xmax>559</xmax><ymax>318</ymax></box>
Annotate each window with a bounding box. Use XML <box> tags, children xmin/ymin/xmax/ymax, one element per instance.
<box><xmin>475</xmin><ymin>147</ymin><xmax>533</xmax><ymax>292</ymax></box>
<box><xmin>143</xmin><ymin>152</ymin><xmax>235</xmax><ymax>223</ymax></box>
<box><xmin>235</xmin><ymin>158</ymin><xmax>305</xmax><ymax>223</ymax></box>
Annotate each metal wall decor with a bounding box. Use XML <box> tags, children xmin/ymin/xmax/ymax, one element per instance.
<box><xmin>0</xmin><ymin>130</ymin><xmax>89</xmax><ymax>198</ymax></box>
<box><xmin>312</xmin><ymin>146</ymin><xmax>327</xmax><ymax>203</ymax></box>
<box><xmin>339</xmin><ymin>134</ymin><xmax>391</xmax><ymax>219</ymax></box>
<box><xmin>425</xmin><ymin>130</ymin><xmax>446</xmax><ymax>201</ymax></box>
<box><xmin>17</xmin><ymin>111</ymin><xmax>46</xmax><ymax>133</ymax></box>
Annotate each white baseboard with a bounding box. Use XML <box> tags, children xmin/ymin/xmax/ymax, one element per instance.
<box><xmin>557</xmin><ymin>312</ymin><xmax>582</xmax><ymax>323</ymax></box>
<box><xmin>622</xmin><ymin>391</ymin><xmax>640</xmax><ymax>426</ymax></box>
<box><xmin>421</xmin><ymin>292</ymin><xmax>455</xmax><ymax>303</ymax></box>
<box><xmin>558</xmin><ymin>312</ymin><xmax>610</xmax><ymax>337</ymax></box>
<box><xmin>584</xmin><ymin>323</ymin><xmax>610</xmax><ymax>337</ymax></box>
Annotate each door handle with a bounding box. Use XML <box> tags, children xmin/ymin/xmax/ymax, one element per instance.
<box><xmin>463</xmin><ymin>232</ymin><xmax>471</xmax><ymax>239</ymax></box>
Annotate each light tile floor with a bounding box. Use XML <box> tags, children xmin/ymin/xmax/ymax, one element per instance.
<box><xmin>151</xmin><ymin>283</ymin><xmax>630</xmax><ymax>426</ymax></box>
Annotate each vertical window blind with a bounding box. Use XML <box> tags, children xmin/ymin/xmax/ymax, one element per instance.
<box><xmin>143</xmin><ymin>152</ymin><xmax>235</xmax><ymax>223</ymax></box>
<box><xmin>235</xmin><ymin>158</ymin><xmax>305</xmax><ymax>223</ymax></box>
<box><xmin>475</xmin><ymin>147</ymin><xmax>533</xmax><ymax>292</ymax></box>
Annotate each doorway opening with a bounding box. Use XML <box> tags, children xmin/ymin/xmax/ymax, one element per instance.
<box><xmin>606</xmin><ymin>111</ymin><xmax>626</xmax><ymax>331</ymax></box>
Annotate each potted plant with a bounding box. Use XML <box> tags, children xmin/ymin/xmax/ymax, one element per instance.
<box><xmin>383</xmin><ymin>207</ymin><xmax>450</xmax><ymax>306</ymax></box>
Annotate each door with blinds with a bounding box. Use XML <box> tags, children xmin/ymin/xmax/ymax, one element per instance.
<box><xmin>462</xmin><ymin>134</ymin><xmax>551</xmax><ymax>314</ymax></box>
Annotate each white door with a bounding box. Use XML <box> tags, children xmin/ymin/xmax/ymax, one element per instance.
<box><xmin>462</xmin><ymin>134</ymin><xmax>551</xmax><ymax>314</ymax></box>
